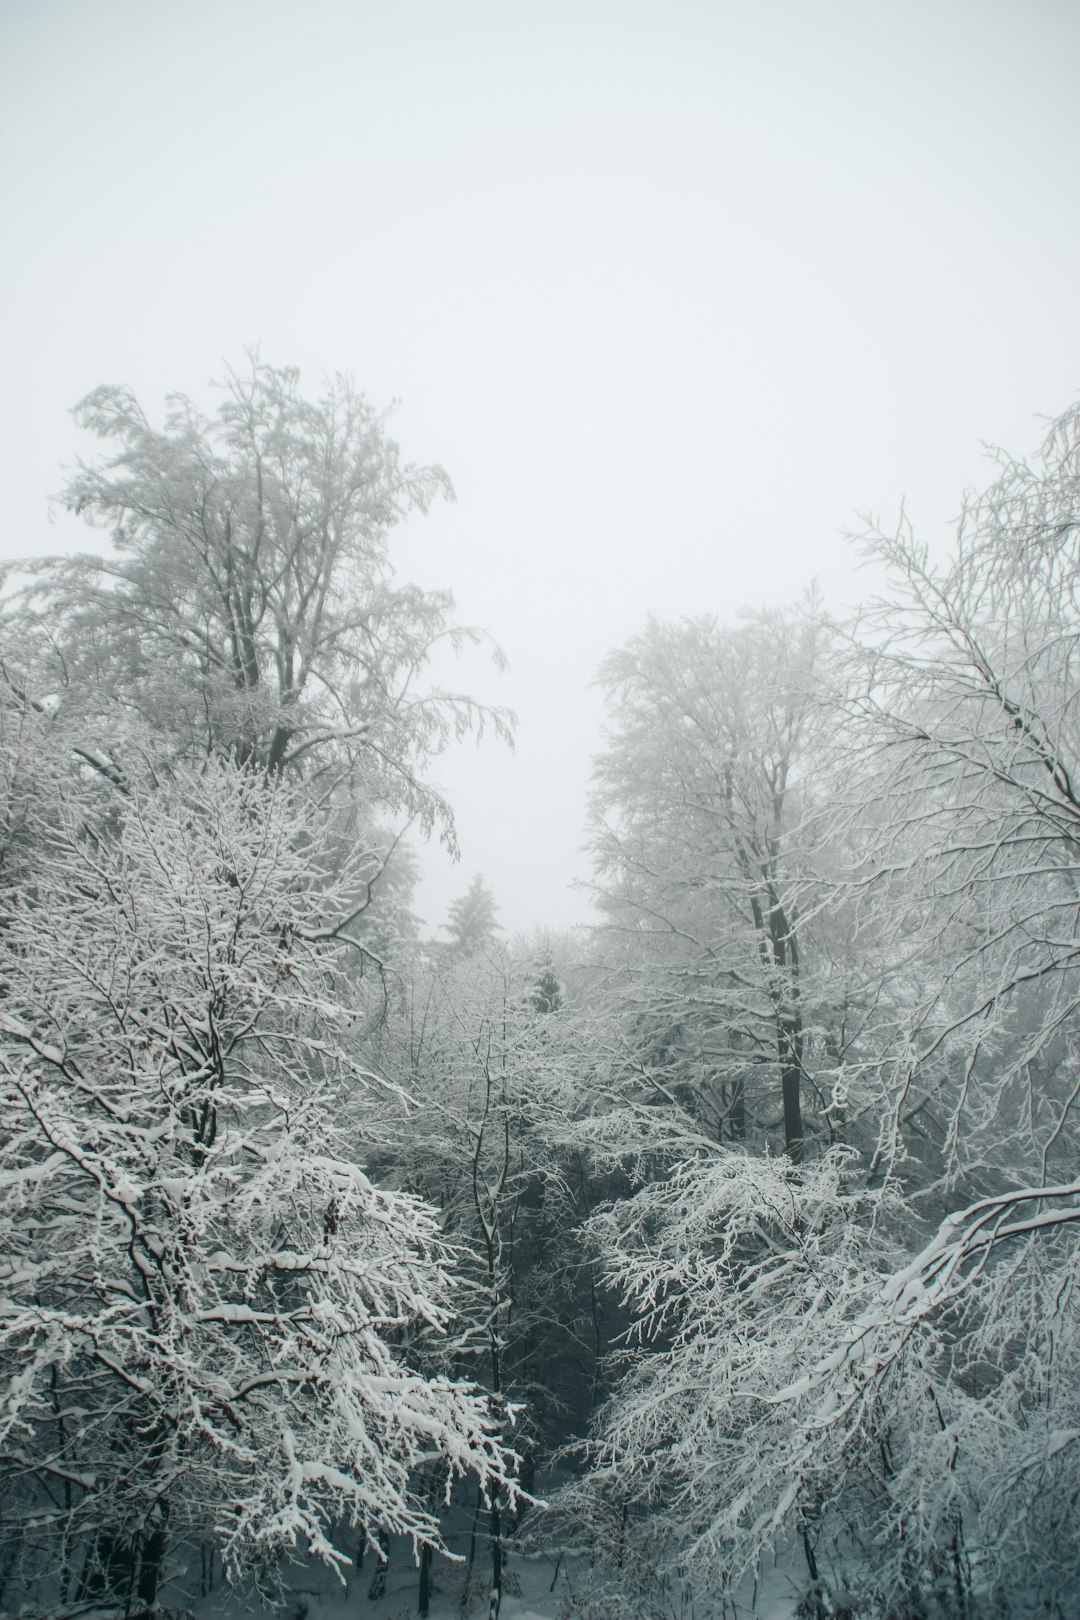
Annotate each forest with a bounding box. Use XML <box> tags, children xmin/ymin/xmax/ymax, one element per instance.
<box><xmin>2</xmin><ymin>355</ymin><xmax>1079</xmax><ymax>1620</ymax></box>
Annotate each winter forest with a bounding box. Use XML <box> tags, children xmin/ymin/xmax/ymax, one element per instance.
<box><xmin>2</xmin><ymin>354</ymin><xmax>1080</xmax><ymax>1620</ymax></box>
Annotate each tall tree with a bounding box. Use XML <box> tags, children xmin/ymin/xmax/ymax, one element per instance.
<box><xmin>847</xmin><ymin>406</ymin><xmax>1080</xmax><ymax>1191</ymax></box>
<box><xmin>569</xmin><ymin>404</ymin><xmax>1080</xmax><ymax>1620</ymax></box>
<box><xmin>24</xmin><ymin>354</ymin><xmax>511</xmax><ymax>843</ymax></box>
<box><xmin>589</xmin><ymin>599</ymin><xmax>836</xmax><ymax>1161</ymax></box>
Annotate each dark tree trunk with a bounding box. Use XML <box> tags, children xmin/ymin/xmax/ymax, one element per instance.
<box><xmin>464</xmin><ymin>1480</ymin><xmax>482</xmax><ymax>1582</ymax></box>
<box><xmin>367</xmin><ymin>1529</ymin><xmax>390</xmax><ymax>1601</ymax></box>
<box><xmin>766</xmin><ymin>889</ymin><xmax>803</xmax><ymax>1164</ymax></box>
<box><xmin>488</xmin><ymin>1485</ymin><xmax>503</xmax><ymax>1620</ymax></box>
<box><xmin>418</xmin><ymin>1542</ymin><xmax>432</xmax><ymax>1616</ymax></box>
<box><xmin>78</xmin><ymin>1530</ymin><xmax>134</xmax><ymax>1607</ymax></box>
<box><xmin>135</xmin><ymin>1514</ymin><xmax>168</xmax><ymax>1611</ymax></box>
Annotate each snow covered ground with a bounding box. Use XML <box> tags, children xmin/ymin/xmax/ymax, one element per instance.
<box><xmin>184</xmin><ymin>1539</ymin><xmax>805</xmax><ymax>1620</ymax></box>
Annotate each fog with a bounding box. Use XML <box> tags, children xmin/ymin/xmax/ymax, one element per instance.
<box><xmin>2</xmin><ymin>0</ymin><xmax>1078</xmax><ymax>934</ymax></box>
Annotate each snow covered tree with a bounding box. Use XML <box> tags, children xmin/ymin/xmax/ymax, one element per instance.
<box><xmin>441</xmin><ymin>873</ymin><xmax>502</xmax><ymax>958</ymax></box>
<box><xmin>555</xmin><ymin>1128</ymin><xmax>1029</xmax><ymax>1620</ymax></box>
<box><xmin>24</xmin><ymin>353</ymin><xmax>511</xmax><ymax>845</ymax></box>
<box><xmin>529</xmin><ymin>958</ymin><xmax>562</xmax><ymax>1015</ymax></box>
<box><xmin>0</xmin><ymin>743</ymin><xmax>517</xmax><ymax>1614</ymax></box>
<box><xmin>589</xmin><ymin>599</ymin><xmax>838</xmax><ymax>1161</ymax></box>
<box><xmin>845</xmin><ymin>406</ymin><xmax>1080</xmax><ymax>1194</ymax></box>
<box><xmin>371</xmin><ymin>941</ymin><xmax>613</xmax><ymax>1617</ymax></box>
<box><xmin>803</xmin><ymin>401</ymin><xmax>1080</xmax><ymax>1614</ymax></box>
<box><xmin>569</xmin><ymin>405</ymin><xmax>1080</xmax><ymax>1620</ymax></box>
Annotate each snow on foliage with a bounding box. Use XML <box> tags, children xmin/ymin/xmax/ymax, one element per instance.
<box><xmin>560</xmin><ymin>1148</ymin><xmax>907</xmax><ymax>1597</ymax></box>
<box><xmin>0</xmin><ymin>745</ymin><xmax>517</xmax><ymax>1608</ymax></box>
<box><xmin>24</xmin><ymin>354</ymin><xmax>513</xmax><ymax>843</ymax></box>
<box><xmin>561</xmin><ymin>403</ymin><xmax>1080</xmax><ymax>1620</ymax></box>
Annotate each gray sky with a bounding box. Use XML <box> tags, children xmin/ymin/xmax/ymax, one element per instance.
<box><xmin>3</xmin><ymin>0</ymin><xmax>1079</xmax><ymax>935</ymax></box>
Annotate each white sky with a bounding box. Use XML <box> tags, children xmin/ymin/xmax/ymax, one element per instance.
<box><xmin>2</xmin><ymin>0</ymin><xmax>1079</xmax><ymax>935</ymax></box>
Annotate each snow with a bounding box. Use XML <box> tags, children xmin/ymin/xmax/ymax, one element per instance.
<box><xmin>183</xmin><ymin>1538</ymin><xmax>805</xmax><ymax>1620</ymax></box>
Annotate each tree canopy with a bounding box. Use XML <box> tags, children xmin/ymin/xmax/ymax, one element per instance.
<box><xmin>23</xmin><ymin>353</ymin><xmax>512</xmax><ymax>843</ymax></box>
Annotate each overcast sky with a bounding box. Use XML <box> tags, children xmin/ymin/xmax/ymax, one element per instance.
<box><xmin>2</xmin><ymin>0</ymin><xmax>1079</xmax><ymax>936</ymax></box>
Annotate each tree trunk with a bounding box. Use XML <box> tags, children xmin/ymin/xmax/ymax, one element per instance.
<box><xmin>78</xmin><ymin>1529</ymin><xmax>134</xmax><ymax>1607</ymax></box>
<box><xmin>418</xmin><ymin>1542</ymin><xmax>432</xmax><ymax>1617</ymax></box>
<box><xmin>780</xmin><ymin>1013</ymin><xmax>804</xmax><ymax>1164</ymax></box>
<box><xmin>367</xmin><ymin>1529</ymin><xmax>389</xmax><ymax>1601</ymax></box>
<box><xmin>135</xmin><ymin>1514</ymin><xmax>168</xmax><ymax>1611</ymax></box>
<box><xmin>488</xmin><ymin>1484</ymin><xmax>503</xmax><ymax>1620</ymax></box>
<box><xmin>729</xmin><ymin>1074</ymin><xmax>747</xmax><ymax>1140</ymax></box>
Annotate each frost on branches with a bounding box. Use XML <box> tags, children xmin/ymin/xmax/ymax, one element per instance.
<box><xmin>560</xmin><ymin>406</ymin><xmax>1080</xmax><ymax>1620</ymax></box>
<box><xmin>0</xmin><ymin>746</ymin><xmax>517</xmax><ymax>1613</ymax></box>
<box><xmin>560</xmin><ymin>1138</ymin><xmax>1080</xmax><ymax>1619</ymax></box>
<box><xmin>23</xmin><ymin>354</ymin><xmax>513</xmax><ymax>845</ymax></box>
<box><xmin>557</xmin><ymin>1147</ymin><xmax>901</xmax><ymax>1603</ymax></box>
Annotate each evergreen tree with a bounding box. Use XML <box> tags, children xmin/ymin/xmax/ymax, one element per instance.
<box><xmin>441</xmin><ymin>873</ymin><xmax>502</xmax><ymax>957</ymax></box>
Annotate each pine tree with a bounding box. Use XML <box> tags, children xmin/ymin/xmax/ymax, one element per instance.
<box><xmin>441</xmin><ymin>874</ymin><xmax>502</xmax><ymax>957</ymax></box>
